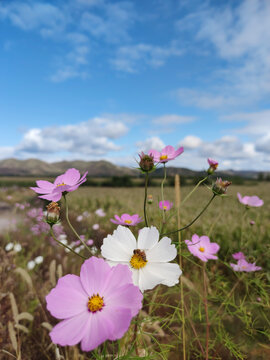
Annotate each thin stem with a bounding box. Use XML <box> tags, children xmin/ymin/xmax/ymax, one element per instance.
<box><xmin>132</xmin><ymin>313</ymin><xmax>140</xmax><ymax>356</ymax></box>
<box><xmin>161</xmin><ymin>194</ymin><xmax>216</xmax><ymax>237</ymax></box>
<box><xmin>183</xmin><ymin>302</ymin><xmax>205</xmax><ymax>356</ymax></box>
<box><xmin>50</xmin><ymin>227</ymin><xmax>86</xmax><ymax>259</ymax></box>
<box><xmin>212</xmin><ymin>277</ymin><xmax>242</xmax><ymax>320</ymax></box>
<box><xmin>161</xmin><ymin>163</ymin><xmax>167</xmax><ymax>223</ymax></box>
<box><xmin>181</xmin><ymin>176</ymin><xmax>208</xmax><ymax>206</ymax></box>
<box><xmin>63</xmin><ymin>195</ymin><xmax>92</xmax><ymax>254</ymax></box>
<box><xmin>203</xmin><ymin>263</ymin><xmax>210</xmax><ymax>360</ymax></box>
<box><xmin>143</xmin><ymin>172</ymin><xmax>149</xmax><ymax>227</ymax></box>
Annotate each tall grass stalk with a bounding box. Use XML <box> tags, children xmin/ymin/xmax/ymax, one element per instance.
<box><xmin>175</xmin><ymin>174</ymin><xmax>186</xmax><ymax>360</ymax></box>
<box><xmin>203</xmin><ymin>262</ymin><xmax>210</xmax><ymax>360</ymax></box>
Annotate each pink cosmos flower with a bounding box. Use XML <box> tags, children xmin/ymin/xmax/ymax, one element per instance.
<box><xmin>30</xmin><ymin>168</ymin><xmax>88</xmax><ymax>202</ymax></box>
<box><xmin>237</xmin><ymin>193</ymin><xmax>264</xmax><ymax>207</ymax></box>
<box><xmin>208</xmin><ymin>158</ymin><xmax>218</xmax><ymax>168</ymax></box>
<box><xmin>232</xmin><ymin>252</ymin><xmax>245</xmax><ymax>260</ymax></box>
<box><xmin>46</xmin><ymin>257</ymin><xmax>142</xmax><ymax>352</ymax></box>
<box><xmin>110</xmin><ymin>214</ymin><xmax>143</xmax><ymax>226</ymax></box>
<box><xmin>230</xmin><ymin>258</ymin><xmax>262</xmax><ymax>272</ymax></box>
<box><xmin>159</xmin><ymin>200</ymin><xmax>173</xmax><ymax>211</ymax></box>
<box><xmin>148</xmin><ymin>145</ymin><xmax>184</xmax><ymax>163</ymax></box>
<box><xmin>185</xmin><ymin>234</ymin><xmax>220</xmax><ymax>262</ymax></box>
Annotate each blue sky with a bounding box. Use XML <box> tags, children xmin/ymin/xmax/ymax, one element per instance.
<box><xmin>0</xmin><ymin>0</ymin><xmax>270</xmax><ymax>170</ymax></box>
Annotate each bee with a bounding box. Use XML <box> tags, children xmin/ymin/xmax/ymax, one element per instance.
<box><xmin>133</xmin><ymin>249</ymin><xmax>147</xmax><ymax>262</ymax></box>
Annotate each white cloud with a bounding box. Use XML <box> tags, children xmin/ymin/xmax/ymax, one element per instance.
<box><xmin>136</xmin><ymin>137</ymin><xmax>165</xmax><ymax>152</ymax></box>
<box><xmin>112</xmin><ymin>42</ymin><xmax>183</xmax><ymax>73</ymax></box>
<box><xmin>180</xmin><ymin>135</ymin><xmax>202</xmax><ymax>149</ymax></box>
<box><xmin>152</xmin><ymin>114</ymin><xmax>195</xmax><ymax>125</ymax></box>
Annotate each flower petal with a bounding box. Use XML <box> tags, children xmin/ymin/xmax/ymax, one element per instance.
<box><xmin>137</xmin><ymin>226</ymin><xmax>159</xmax><ymax>250</ymax></box>
<box><xmin>30</xmin><ymin>187</ymin><xmax>52</xmax><ymax>194</ymax></box>
<box><xmin>143</xmin><ymin>262</ymin><xmax>182</xmax><ymax>287</ymax></box>
<box><xmin>102</xmin><ymin>264</ymin><xmax>133</xmax><ymax>295</ymax></box>
<box><xmin>46</xmin><ymin>274</ymin><xmax>88</xmax><ymax>319</ymax></box>
<box><xmin>146</xmin><ymin>236</ymin><xmax>177</xmax><ymax>262</ymax></box>
<box><xmin>39</xmin><ymin>192</ymin><xmax>62</xmax><ymax>202</ymax></box>
<box><xmin>63</xmin><ymin>168</ymin><xmax>81</xmax><ymax>185</ymax></box>
<box><xmin>50</xmin><ymin>311</ymin><xmax>90</xmax><ymax>347</ymax></box>
<box><xmin>36</xmin><ymin>180</ymin><xmax>54</xmax><ymax>190</ymax></box>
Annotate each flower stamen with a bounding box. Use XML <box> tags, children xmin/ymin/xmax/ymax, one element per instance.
<box><xmin>88</xmin><ymin>293</ymin><xmax>104</xmax><ymax>313</ymax></box>
<box><xmin>130</xmin><ymin>249</ymin><xmax>147</xmax><ymax>269</ymax></box>
<box><xmin>124</xmin><ymin>220</ymin><xmax>132</xmax><ymax>224</ymax></box>
<box><xmin>199</xmin><ymin>247</ymin><xmax>205</xmax><ymax>252</ymax></box>
<box><xmin>56</xmin><ymin>183</ymin><xmax>66</xmax><ymax>187</ymax></box>
<box><xmin>160</xmin><ymin>155</ymin><xmax>168</xmax><ymax>160</ymax></box>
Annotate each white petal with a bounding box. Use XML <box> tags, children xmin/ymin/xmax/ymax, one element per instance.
<box><xmin>138</xmin><ymin>266</ymin><xmax>162</xmax><ymax>292</ymax></box>
<box><xmin>101</xmin><ymin>226</ymin><xmax>136</xmax><ymax>262</ymax></box>
<box><xmin>146</xmin><ymin>262</ymin><xmax>182</xmax><ymax>287</ymax></box>
<box><xmin>146</xmin><ymin>237</ymin><xmax>177</xmax><ymax>262</ymax></box>
<box><xmin>137</xmin><ymin>226</ymin><xmax>159</xmax><ymax>250</ymax></box>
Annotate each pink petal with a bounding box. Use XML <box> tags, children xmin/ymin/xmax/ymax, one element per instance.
<box><xmin>36</xmin><ymin>180</ymin><xmax>54</xmax><ymax>190</ymax></box>
<box><xmin>50</xmin><ymin>311</ymin><xmax>90</xmax><ymax>347</ymax></box>
<box><xmin>30</xmin><ymin>187</ymin><xmax>52</xmax><ymax>194</ymax></box>
<box><xmin>104</xmin><ymin>306</ymin><xmax>134</xmax><ymax>340</ymax></box>
<box><xmin>148</xmin><ymin>149</ymin><xmax>161</xmax><ymax>162</ymax></box>
<box><xmin>106</xmin><ymin>284</ymin><xmax>142</xmax><ymax>317</ymax></box>
<box><xmin>63</xmin><ymin>168</ymin><xmax>81</xmax><ymax>185</ymax></box>
<box><xmin>39</xmin><ymin>192</ymin><xmax>62</xmax><ymax>202</ymax></box>
<box><xmin>54</xmin><ymin>174</ymin><xmax>65</xmax><ymax>185</ymax></box>
<box><xmin>46</xmin><ymin>275</ymin><xmax>88</xmax><ymax>319</ymax></box>
<box><xmin>175</xmin><ymin>146</ymin><xmax>184</xmax><ymax>157</ymax></box>
<box><xmin>80</xmin><ymin>257</ymin><xmax>111</xmax><ymax>296</ymax></box>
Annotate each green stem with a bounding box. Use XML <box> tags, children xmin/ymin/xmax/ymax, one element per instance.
<box><xmin>161</xmin><ymin>194</ymin><xmax>216</xmax><ymax>237</ymax></box>
<box><xmin>63</xmin><ymin>195</ymin><xmax>92</xmax><ymax>254</ymax></box>
<box><xmin>181</xmin><ymin>176</ymin><xmax>208</xmax><ymax>206</ymax></box>
<box><xmin>161</xmin><ymin>163</ymin><xmax>167</xmax><ymax>223</ymax></box>
<box><xmin>143</xmin><ymin>172</ymin><xmax>149</xmax><ymax>227</ymax></box>
<box><xmin>50</xmin><ymin>227</ymin><xmax>86</xmax><ymax>260</ymax></box>
<box><xmin>203</xmin><ymin>263</ymin><xmax>210</xmax><ymax>360</ymax></box>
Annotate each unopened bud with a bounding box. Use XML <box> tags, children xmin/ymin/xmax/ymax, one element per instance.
<box><xmin>147</xmin><ymin>194</ymin><xmax>153</xmax><ymax>204</ymax></box>
<box><xmin>207</xmin><ymin>158</ymin><xmax>218</xmax><ymax>175</ymax></box>
<box><xmin>46</xmin><ymin>202</ymin><xmax>60</xmax><ymax>225</ymax></box>
<box><xmin>212</xmin><ymin>178</ymin><xmax>232</xmax><ymax>195</ymax></box>
<box><xmin>138</xmin><ymin>152</ymin><xmax>154</xmax><ymax>172</ymax></box>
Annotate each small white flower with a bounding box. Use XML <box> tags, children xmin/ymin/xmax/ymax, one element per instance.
<box><xmin>27</xmin><ymin>260</ymin><xmax>36</xmax><ymax>270</ymax></box>
<box><xmin>83</xmin><ymin>211</ymin><xmax>90</xmax><ymax>218</ymax></box>
<box><xmin>60</xmin><ymin>239</ymin><xmax>68</xmax><ymax>245</ymax></box>
<box><xmin>5</xmin><ymin>242</ymin><xmax>14</xmax><ymax>251</ymax></box>
<box><xmin>74</xmin><ymin>247</ymin><xmax>81</xmax><ymax>253</ymax></box>
<box><xmin>76</xmin><ymin>215</ymin><xmax>83</xmax><ymax>222</ymax></box>
<box><xmin>58</xmin><ymin>234</ymin><xmax>67</xmax><ymax>241</ymax></box>
<box><xmin>35</xmin><ymin>256</ymin><xmax>44</xmax><ymax>264</ymax></box>
<box><xmin>95</xmin><ymin>208</ymin><xmax>106</xmax><ymax>217</ymax></box>
<box><xmin>90</xmin><ymin>246</ymin><xmax>98</xmax><ymax>255</ymax></box>
<box><xmin>101</xmin><ymin>225</ymin><xmax>182</xmax><ymax>292</ymax></box>
<box><xmin>14</xmin><ymin>244</ymin><xmax>22</xmax><ymax>252</ymax></box>
<box><xmin>92</xmin><ymin>224</ymin><xmax>99</xmax><ymax>230</ymax></box>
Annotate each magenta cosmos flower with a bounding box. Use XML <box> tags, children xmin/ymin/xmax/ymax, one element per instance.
<box><xmin>30</xmin><ymin>168</ymin><xmax>88</xmax><ymax>202</ymax></box>
<box><xmin>232</xmin><ymin>252</ymin><xmax>245</xmax><ymax>260</ymax></box>
<box><xmin>110</xmin><ymin>213</ymin><xmax>143</xmax><ymax>226</ymax></box>
<box><xmin>148</xmin><ymin>145</ymin><xmax>184</xmax><ymax>163</ymax></box>
<box><xmin>230</xmin><ymin>258</ymin><xmax>262</xmax><ymax>272</ymax></box>
<box><xmin>185</xmin><ymin>234</ymin><xmax>220</xmax><ymax>262</ymax></box>
<box><xmin>237</xmin><ymin>193</ymin><xmax>264</xmax><ymax>207</ymax></box>
<box><xmin>159</xmin><ymin>200</ymin><xmax>173</xmax><ymax>211</ymax></box>
<box><xmin>46</xmin><ymin>257</ymin><xmax>142</xmax><ymax>352</ymax></box>
<box><xmin>208</xmin><ymin>158</ymin><xmax>218</xmax><ymax>168</ymax></box>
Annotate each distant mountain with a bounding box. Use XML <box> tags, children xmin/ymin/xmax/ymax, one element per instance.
<box><xmin>0</xmin><ymin>158</ymin><xmax>266</xmax><ymax>179</ymax></box>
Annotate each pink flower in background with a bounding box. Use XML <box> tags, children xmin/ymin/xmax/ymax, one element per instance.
<box><xmin>149</xmin><ymin>145</ymin><xmax>184</xmax><ymax>163</ymax></box>
<box><xmin>237</xmin><ymin>193</ymin><xmax>264</xmax><ymax>207</ymax></box>
<box><xmin>232</xmin><ymin>252</ymin><xmax>245</xmax><ymax>260</ymax></box>
<box><xmin>250</xmin><ymin>220</ymin><xmax>255</xmax><ymax>226</ymax></box>
<box><xmin>92</xmin><ymin>224</ymin><xmax>99</xmax><ymax>230</ymax></box>
<box><xmin>159</xmin><ymin>200</ymin><xmax>173</xmax><ymax>211</ymax></box>
<box><xmin>46</xmin><ymin>257</ymin><xmax>142</xmax><ymax>352</ymax></box>
<box><xmin>86</xmin><ymin>239</ymin><xmax>94</xmax><ymax>246</ymax></box>
<box><xmin>110</xmin><ymin>214</ymin><xmax>143</xmax><ymax>226</ymax></box>
<box><xmin>185</xmin><ymin>234</ymin><xmax>220</xmax><ymax>262</ymax></box>
<box><xmin>30</xmin><ymin>168</ymin><xmax>88</xmax><ymax>202</ymax></box>
<box><xmin>27</xmin><ymin>208</ymin><xmax>44</xmax><ymax>221</ymax></box>
<box><xmin>95</xmin><ymin>208</ymin><xmax>106</xmax><ymax>217</ymax></box>
<box><xmin>207</xmin><ymin>158</ymin><xmax>218</xmax><ymax>169</ymax></box>
<box><xmin>230</xmin><ymin>258</ymin><xmax>262</xmax><ymax>272</ymax></box>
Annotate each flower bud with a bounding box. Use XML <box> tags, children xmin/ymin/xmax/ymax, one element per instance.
<box><xmin>207</xmin><ymin>158</ymin><xmax>218</xmax><ymax>175</ymax></box>
<box><xmin>46</xmin><ymin>202</ymin><xmax>60</xmax><ymax>225</ymax></box>
<box><xmin>147</xmin><ymin>194</ymin><xmax>153</xmax><ymax>204</ymax></box>
<box><xmin>138</xmin><ymin>152</ymin><xmax>154</xmax><ymax>172</ymax></box>
<box><xmin>212</xmin><ymin>178</ymin><xmax>232</xmax><ymax>195</ymax></box>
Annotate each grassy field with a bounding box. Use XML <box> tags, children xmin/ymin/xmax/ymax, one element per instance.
<box><xmin>0</xmin><ymin>181</ymin><xmax>269</xmax><ymax>359</ymax></box>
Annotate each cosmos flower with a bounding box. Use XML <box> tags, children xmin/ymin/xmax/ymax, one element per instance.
<box><xmin>101</xmin><ymin>226</ymin><xmax>182</xmax><ymax>292</ymax></box>
<box><xmin>95</xmin><ymin>208</ymin><xmax>106</xmax><ymax>217</ymax></box>
<box><xmin>207</xmin><ymin>158</ymin><xmax>218</xmax><ymax>174</ymax></box>
<box><xmin>30</xmin><ymin>168</ymin><xmax>88</xmax><ymax>202</ymax></box>
<box><xmin>185</xmin><ymin>234</ymin><xmax>220</xmax><ymax>262</ymax></box>
<box><xmin>110</xmin><ymin>214</ymin><xmax>143</xmax><ymax>226</ymax></box>
<box><xmin>149</xmin><ymin>145</ymin><xmax>184</xmax><ymax>163</ymax></box>
<box><xmin>237</xmin><ymin>193</ymin><xmax>264</xmax><ymax>207</ymax></box>
<box><xmin>159</xmin><ymin>200</ymin><xmax>173</xmax><ymax>211</ymax></box>
<box><xmin>92</xmin><ymin>224</ymin><xmax>99</xmax><ymax>230</ymax></box>
<box><xmin>232</xmin><ymin>252</ymin><xmax>245</xmax><ymax>260</ymax></box>
<box><xmin>46</xmin><ymin>257</ymin><xmax>142</xmax><ymax>352</ymax></box>
<box><xmin>230</xmin><ymin>258</ymin><xmax>262</xmax><ymax>272</ymax></box>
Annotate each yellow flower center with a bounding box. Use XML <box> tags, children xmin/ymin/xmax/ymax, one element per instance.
<box><xmin>160</xmin><ymin>155</ymin><xmax>168</xmax><ymax>160</ymax></box>
<box><xmin>88</xmin><ymin>294</ymin><xmax>104</xmax><ymax>313</ymax></box>
<box><xmin>242</xmin><ymin>265</ymin><xmax>247</xmax><ymax>269</ymax></box>
<box><xmin>124</xmin><ymin>219</ymin><xmax>132</xmax><ymax>224</ymax></box>
<box><xmin>199</xmin><ymin>247</ymin><xmax>205</xmax><ymax>252</ymax></box>
<box><xmin>56</xmin><ymin>183</ymin><xmax>66</xmax><ymax>187</ymax></box>
<box><xmin>163</xmin><ymin>205</ymin><xmax>167</xmax><ymax>209</ymax></box>
<box><xmin>130</xmin><ymin>249</ymin><xmax>147</xmax><ymax>269</ymax></box>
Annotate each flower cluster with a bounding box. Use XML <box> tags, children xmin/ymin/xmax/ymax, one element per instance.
<box><xmin>230</xmin><ymin>252</ymin><xmax>262</xmax><ymax>272</ymax></box>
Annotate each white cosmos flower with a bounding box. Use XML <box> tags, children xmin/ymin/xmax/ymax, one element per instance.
<box><xmin>101</xmin><ymin>225</ymin><xmax>182</xmax><ymax>292</ymax></box>
<box><xmin>5</xmin><ymin>242</ymin><xmax>14</xmax><ymax>251</ymax></box>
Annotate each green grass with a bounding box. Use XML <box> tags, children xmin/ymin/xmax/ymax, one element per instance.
<box><xmin>0</xmin><ymin>182</ymin><xmax>269</xmax><ymax>359</ymax></box>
